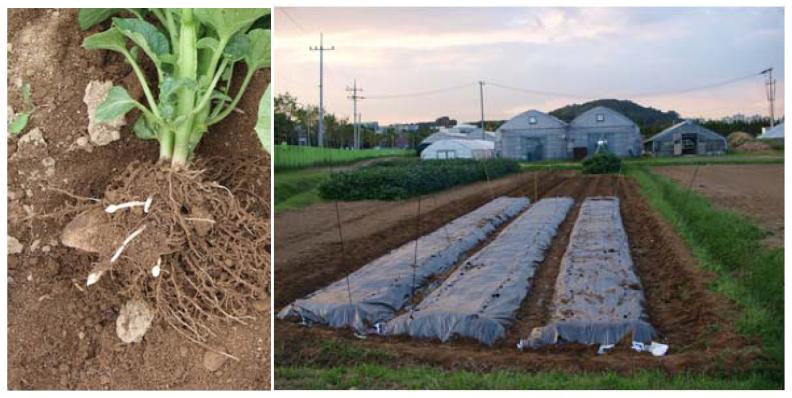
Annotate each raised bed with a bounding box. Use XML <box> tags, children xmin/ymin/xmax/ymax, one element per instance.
<box><xmin>384</xmin><ymin>197</ymin><xmax>574</xmax><ymax>345</ymax></box>
<box><xmin>277</xmin><ymin>196</ymin><xmax>531</xmax><ymax>330</ymax></box>
<box><xmin>519</xmin><ymin>196</ymin><xmax>657</xmax><ymax>350</ymax></box>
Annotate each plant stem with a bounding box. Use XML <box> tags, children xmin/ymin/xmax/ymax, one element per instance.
<box><xmin>208</xmin><ymin>69</ymin><xmax>255</xmax><ymax>126</ymax></box>
<box><xmin>171</xmin><ymin>8</ymin><xmax>197</xmax><ymax>167</ymax></box>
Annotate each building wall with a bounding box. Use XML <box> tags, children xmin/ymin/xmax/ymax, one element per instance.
<box><xmin>497</xmin><ymin>108</ymin><xmax>642</xmax><ymax>161</ymax></box>
<box><xmin>647</xmin><ymin>122</ymin><xmax>727</xmax><ymax>156</ymax></box>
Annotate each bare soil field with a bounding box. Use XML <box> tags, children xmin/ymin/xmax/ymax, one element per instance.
<box><xmin>7</xmin><ymin>9</ymin><xmax>270</xmax><ymax>389</ymax></box>
<box><xmin>654</xmin><ymin>164</ymin><xmax>784</xmax><ymax>247</ymax></box>
<box><xmin>275</xmin><ymin>172</ymin><xmax>756</xmax><ymax>381</ymax></box>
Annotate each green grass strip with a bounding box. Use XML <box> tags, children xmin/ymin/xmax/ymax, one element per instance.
<box><xmin>626</xmin><ymin>166</ymin><xmax>783</xmax><ymax>385</ymax></box>
<box><xmin>276</xmin><ymin>364</ymin><xmax>779</xmax><ymax>389</ymax></box>
<box><xmin>275</xmin><ymin>145</ymin><xmax>414</xmax><ymax>170</ymax></box>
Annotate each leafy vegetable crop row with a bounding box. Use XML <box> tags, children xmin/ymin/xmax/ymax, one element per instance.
<box><xmin>318</xmin><ymin>158</ymin><xmax>520</xmax><ymax>200</ymax></box>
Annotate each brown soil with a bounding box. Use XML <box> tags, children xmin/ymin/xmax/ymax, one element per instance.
<box><xmin>274</xmin><ymin>173</ymin><xmax>756</xmax><ymax>385</ymax></box>
<box><xmin>7</xmin><ymin>9</ymin><xmax>270</xmax><ymax>390</ymax></box>
<box><xmin>654</xmin><ymin>164</ymin><xmax>784</xmax><ymax>247</ymax></box>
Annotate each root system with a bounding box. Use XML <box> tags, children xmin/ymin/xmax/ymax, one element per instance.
<box><xmin>66</xmin><ymin>160</ymin><xmax>270</xmax><ymax>350</ymax></box>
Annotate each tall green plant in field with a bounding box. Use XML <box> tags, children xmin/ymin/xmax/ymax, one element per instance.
<box><xmin>79</xmin><ymin>8</ymin><xmax>271</xmax><ymax>167</ymax></box>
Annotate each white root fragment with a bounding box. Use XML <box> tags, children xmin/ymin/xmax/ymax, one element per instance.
<box><xmin>105</xmin><ymin>195</ymin><xmax>154</xmax><ymax>214</ymax></box>
<box><xmin>86</xmin><ymin>271</ymin><xmax>104</xmax><ymax>286</ymax></box>
<box><xmin>185</xmin><ymin>217</ymin><xmax>216</xmax><ymax>224</ymax></box>
<box><xmin>144</xmin><ymin>196</ymin><xmax>153</xmax><ymax>212</ymax></box>
<box><xmin>151</xmin><ymin>257</ymin><xmax>161</xmax><ymax>277</ymax></box>
<box><xmin>110</xmin><ymin>225</ymin><xmax>146</xmax><ymax>263</ymax></box>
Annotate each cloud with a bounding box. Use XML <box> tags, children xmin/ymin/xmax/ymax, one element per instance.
<box><xmin>275</xmin><ymin>7</ymin><xmax>784</xmax><ymax>124</ymax></box>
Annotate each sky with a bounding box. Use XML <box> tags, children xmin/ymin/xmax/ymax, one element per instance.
<box><xmin>274</xmin><ymin>7</ymin><xmax>784</xmax><ymax>125</ymax></box>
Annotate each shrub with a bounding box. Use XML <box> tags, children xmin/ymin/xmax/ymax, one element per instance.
<box><xmin>582</xmin><ymin>153</ymin><xmax>622</xmax><ymax>174</ymax></box>
<box><xmin>318</xmin><ymin>158</ymin><xmax>519</xmax><ymax>201</ymax></box>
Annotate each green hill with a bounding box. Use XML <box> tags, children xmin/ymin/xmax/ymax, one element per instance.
<box><xmin>550</xmin><ymin>99</ymin><xmax>681</xmax><ymax>137</ymax></box>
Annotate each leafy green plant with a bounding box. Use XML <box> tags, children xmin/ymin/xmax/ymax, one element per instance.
<box><xmin>319</xmin><ymin>158</ymin><xmax>520</xmax><ymax>200</ymax></box>
<box><xmin>9</xmin><ymin>83</ymin><xmax>34</xmax><ymax>135</ymax></box>
<box><xmin>582</xmin><ymin>153</ymin><xmax>622</xmax><ymax>174</ymax></box>
<box><xmin>79</xmin><ymin>8</ymin><xmax>271</xmax><ymax>167</ymax></box>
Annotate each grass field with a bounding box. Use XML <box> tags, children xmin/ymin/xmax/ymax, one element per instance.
<box><xmin>276</xmin><ymin>166</ymin><xmax>784</xmax><ymax>389</ymax></box>
<box><xmin>520</xmin><ymin>153</ymin><xmax>784</xmax><ymax>171</ymax></box>
<box><xmin>275</xmin><ymin>145</ymin><xmax>414</xmax><ymax>170</ymax></box>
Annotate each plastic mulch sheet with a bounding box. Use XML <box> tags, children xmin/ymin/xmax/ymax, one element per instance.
<box><xmin>519</xmin><ymin>196</ymin><xmax>656</xmax><ymax>350</ymax></box>
<box><xmin>383</xmin><ymin>197</ymin><xmax>574</xmax><ymax>346</ymax></box>
<box><xmin>277</xmin><ymin>196</ymin><xmax>531</xmax><ymax>331</ymax></box>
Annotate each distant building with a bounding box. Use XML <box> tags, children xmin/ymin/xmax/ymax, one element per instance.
<box><xmin>497</xmin><ymin>106</ymin><xmax>642</xmax><ymax>161</ymax></box>
<box><xmin>643</xmin><ymin>120</ymin><xmax>727</xmax><ymax>156</ymax></box>
<box><xmin>435</xmin><ymin>116</ymin><xmax>457</xmax><ymax>128</ymax></box>
<box><xmin>421</xmin><ymin>139</ymin><xmax>495</xmax><ymax>160</ymax></box>
<box><xmin>758</xmin><ymin>122</ymin><xmax>784</xmax><ymax>141</ymax></box>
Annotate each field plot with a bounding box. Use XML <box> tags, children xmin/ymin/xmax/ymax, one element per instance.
<box><xmin>276</xmin><ymin>172</ymin><xmax>756</xmax><ymax>384</ymax></box>
<box><xmin>278</xmin><ymin>197</ymin><xmax>530</xmax><ymax>329</ymax></box>
<box><xmin>654</xmin><ymin>164</ymin><xmax>784</xmax><ymax>247</ymax></box>
<box><xmin>384</xmin><ymin>197</ymin><xmax>573</xmax><ymax>346</ymax></box>
<box><xmin>520</xmin><ymin>197</ymin><xmax>655</xmax><ymax>350</ymax></box>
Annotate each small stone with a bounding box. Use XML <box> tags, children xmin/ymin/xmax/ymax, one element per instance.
<box><xmin>202</xmin><ymin>350</ymin><xmax>228</xmax><ymax>372</ymax></box>
<box><xmin>8</xmin><ymin>236</ymin><xmax>24</xmax><ymax>254</ymax></box>
<box><xmin>30</xmin><ymin>239</ymin><xmax>40</xmax><ymax>251</ymax></box>
<box><xmin>84</xmin><ymin>81</ymin><xmax>124</xmax><ymax>146</ymax></box>
<box><xmin>78</xmin><ymin>331</ymin><xmax>85</xmax><ymax>340</ymax></box>
<box><xmin>115</xmin><ymin>299</ymin><xmax>154</xmax><ymax>343</ymax></box>
<box><xmin>42</xmin><ymin>245</ymin><xmax>51</xmax><ymax>253</ymax></box>
<box><xmin>14</xmin><ymin>127</ymin><xmax>48</xmax><ymax>160</ymax></box>
<box><xmin>26</xmin><ymin>273</ymin><xmax>32</xmax><ymax>281</ymax></box>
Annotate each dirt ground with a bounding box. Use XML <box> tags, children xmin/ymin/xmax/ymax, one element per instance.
<box><xmin>654</xmin><ymin>164</ymin><xmax>784</xmax><ymax>247</ymax></box>
<box><xmin>7</xmin><ymin>9</ymin><xmax>270</xmax><ymax>389</ymax></box>
<box><xmin>274</xmin><ymin>172</ymin><xmax>757</xmax><ymax>386</ymax></box>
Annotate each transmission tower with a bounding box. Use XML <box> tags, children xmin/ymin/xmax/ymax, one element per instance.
<box><xmin>761</xmin><ymin>67</ymin><xmax>777</xmax><ymax>127</ymax></box>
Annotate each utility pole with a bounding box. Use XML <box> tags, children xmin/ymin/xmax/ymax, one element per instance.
<box><xmin>479</xmin><ymin>81</ymin><xmax>485</xmax><ymax>139</ymax></box>
<box><xmin>310</xmin><ymin>33</ymin><xmax>334</xmax><ymax>146</ymax></box>
<box><xmin>761</xmin><ymin>68</ymin><xmax>776</xmax><ymax>128</ymax></box>
<box><xmin>346</xmin><ymin>79</ymin><xmax>365</xmax><ymax>149</ymax></box>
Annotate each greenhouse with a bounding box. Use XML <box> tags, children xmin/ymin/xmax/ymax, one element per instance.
<box><xmin>643</xmin><ymin>120</ymin><xmax>727</xmax><ymax>156</ymax></box>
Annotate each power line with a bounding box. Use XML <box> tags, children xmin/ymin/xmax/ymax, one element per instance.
<box><xmin>346</xmin><ymin>80</ymin><xmax>365</xmax><ymax>149</ymax></box>
<box><xmin>486</xmin><ymin>70</ymin><xmax>764</xmax><ymax>100</ymax></box>
<box><xmin>366</xmin><ymin>82</ymin><xmax>475</xmax><ymax>99</ymax></box>
<box><xmin>277</xmin><ymin>8</ymin><xmax>309</xmax><ymax>35</ymax></box>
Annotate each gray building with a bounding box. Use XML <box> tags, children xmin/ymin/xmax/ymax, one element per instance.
<box><xmin>497</xmin><ymin>110</ymin><xmax>569</xmax><ymax>161</ymax></box>
<box><xmin>496</xmin><ymin>106</ymin><xmax>642</xmax><ymax>161</ymax></box>
<box><xmin>644</xmin><ymin>120</ymin><xmax>727</xmax><ymax>156</ymax></box>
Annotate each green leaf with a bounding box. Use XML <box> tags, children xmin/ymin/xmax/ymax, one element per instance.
<box><xmin>82</xmin><ymin>28</ymin><xmax>128</xmax><ymax>54</ymax></box>
<box><xmin>78</xmin><ymin>8</ymin><xmax>121</xmax><ymax>31</ymax></box>
<box><xmin>197</xmin><ymin>37</ymin><xmax>219</xmax><ymax>52</ymax></box>
<box><xmin>255</xmin><ymin>85</ymin><xmax>271</xmax><ymax>153</ymax></box>
<box><xmin>244</xmin><ymin>29</ymin><xmax>270</xmax><ymax>71</ymax></box>
<box><xmin>133</xmin><ymin>116</ymin><xmax>158</xmax><ymax>140</ymax></box>
<box><xmin>9</xmin><ymin>112</ymin><xmax>30</xmax><ymax>135</ymax></box>
<box><xmin>113</xmin><ymin>18</ymin><xmax>170</xmax><ymax>65</ymax></box>
<box><xmin>194</xmin><ymin>9</ymin><xmax>271</xmax><ymax>40</ymax></box>
<box><xmin>223</xmin><ymin>33</ymin><xmax>250</xmax><ymax>62</ymax></box>
<box><xmin>96</xmin><ymin>86</ymin><xmax>137</xmax><ymax>122</ymax></box>
<box><xmin>211</xmin><ymin>90</ymin><xmax>233</xmax><ymax>103</ymax></box>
